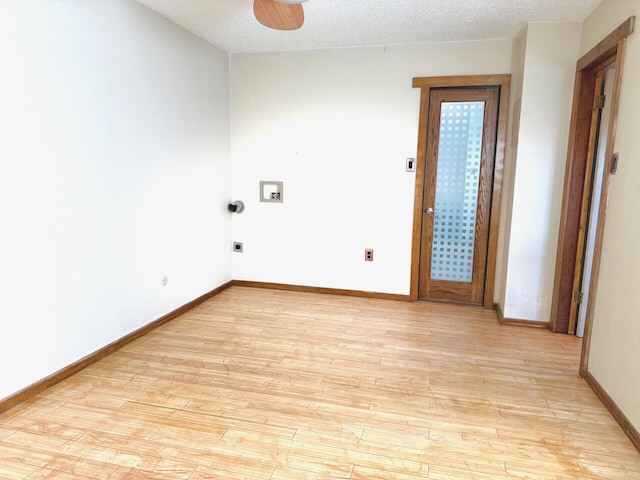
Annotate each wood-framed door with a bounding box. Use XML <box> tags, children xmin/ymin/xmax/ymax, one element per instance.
<box><xmin>550</xmin><ymin>17</ymin><xmax>634</xmax><ymax>345</ymax></box>
<box><xmin>569</xmin><ymin>61</ymin><xmax>616</xmax><ymax>337</ymax></box>
<box><xmin>549</xmin><ymin>17</ymin><xmax>638</xmax><ymax>453</ymax></box>
<box><xmin>410</xmin><ymin>75</ymin><xmax>511</xmax><ymax>308</ymax></box>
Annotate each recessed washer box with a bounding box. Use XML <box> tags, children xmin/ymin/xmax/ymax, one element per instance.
<box><xmin>260</xmin><ymin>181</ymin><xmax>283</xmax><ymax>203</ymax></box>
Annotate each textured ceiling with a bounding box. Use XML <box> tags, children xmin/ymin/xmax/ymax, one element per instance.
<box><xmin>136</xmin><ymin>0</ymin><xmax>602</xmax><ymax>53</ymax></box>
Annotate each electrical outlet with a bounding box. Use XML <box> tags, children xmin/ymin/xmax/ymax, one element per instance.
<box><xmin>365</xmin><ymin>248</ymin><xmax>374</xmax><ymax>261</ymax></box>
<box><xmin>233</xmin><ymin>242</ymin><xmax>243</xmax><ymax>253</ymax></box>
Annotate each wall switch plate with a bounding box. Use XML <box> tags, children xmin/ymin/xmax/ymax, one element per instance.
<box><xmin>365</xmin><ymin>248</ymin><xmax>374</xmax><ymax>261</ymax></box>
<box><xmin>233</xmin><ymin>242</ymin><xmax>243</xmax><ymax>253</ymax></box>
<box><xmin>406</xmin><ymin>158</ymin><xmax>416</xmax><ymax>172</ymax></box>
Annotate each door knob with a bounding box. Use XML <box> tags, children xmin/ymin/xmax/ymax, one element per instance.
<box><xmin>424</xmin><ymin>207</ymin><xmax>435</xmax><ymax>215</ymax></box>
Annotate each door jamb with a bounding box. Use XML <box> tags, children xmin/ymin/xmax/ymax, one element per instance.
<box><xmin>410</xmin><ymin>75</ymin><xmax>511</xmax><ymax>309</ymax></box>
<box><xmin>566</xmin><ymin>60</ymin><xmax>613</xmax><ymax>336</ymax></box>
<box><xmin>550</xmin><ymin>18</ymin><xmax>634</xmax><ymax>346</ymax></box>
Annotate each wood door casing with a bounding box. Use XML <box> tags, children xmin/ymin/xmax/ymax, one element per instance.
<box><xmin>550</xmin><ymin>16</ymin><xmax>634</xmax><ymax>336</ymax></box>
<box><xmin>418</xmin><ymin>88</ymin><xmax>499</xmax><ymax>305</ymax></box>
<box><xmin>567</xmin><ymin>59</ymin><xmax>613</xmax><ymax>334</ymax></box>
<box><xmin>409</xmin><ymin>75</ymin><xmax>511</xmax><ymax>309</ymax></box>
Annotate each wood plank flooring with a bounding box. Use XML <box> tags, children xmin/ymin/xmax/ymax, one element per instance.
<box><xmin>1</xmin><ymin>286</ymin><xmax>639</xmax><ymax>479</ymax></box>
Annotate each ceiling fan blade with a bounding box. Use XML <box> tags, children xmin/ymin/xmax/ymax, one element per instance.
<box><xmin>253</xmin><ymin>0</ymin><xmax>304</xmax><ymax>31</ymax></box>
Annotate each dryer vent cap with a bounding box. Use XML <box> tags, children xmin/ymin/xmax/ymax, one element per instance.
<box><xmin>228</xmin><ymin>200</ymin><xmax>245</xmax><ymax>213</ymax></box>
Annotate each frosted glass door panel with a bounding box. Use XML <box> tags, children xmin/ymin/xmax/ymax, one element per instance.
<box><xmin>430</xmin><ymin>101</ymin><xmax>484</xmax><ymax>282</ymax></box>
<box><xmin>418</xmin><ymin>86</ymin><xmax>499</xmax><ymax>305</ymax></box>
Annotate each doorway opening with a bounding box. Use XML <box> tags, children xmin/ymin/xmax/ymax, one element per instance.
<box><xmin>550</xmin><ymin>17</ymin><xmax>633</xmax><ymax>372</ymax></box>
<box><xmin>573</xmin><ymin>62</ymin><xmax>616</xmax><ymax>338</ymax></box>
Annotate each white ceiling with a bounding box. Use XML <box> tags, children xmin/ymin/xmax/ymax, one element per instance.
<box><xmin>136</xmin><ymin>0</ymin><xmax>602</xmax><ymax>54</ymax></box>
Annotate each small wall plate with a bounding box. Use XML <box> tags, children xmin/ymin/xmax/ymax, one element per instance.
<box><xmin>611</xmin><ymin>152</ymin><xmax>619</xmax><ymax>174</ymax></box>
<box><xmin>406</xmin><ymin>158</ymin><xmax>416</xmax><ymax>172</ymax></box>
<box><xmin>260</xmin><ymin>181</ymin><xmax>283</xmax><ymax>203</ymax></box>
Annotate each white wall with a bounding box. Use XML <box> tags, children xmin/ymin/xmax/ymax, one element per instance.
<box><xmin>582</xmin><ymin>0</ymin><xmax>640</xmax><ymax>431</ymax></box>
<box><xmin>496</xmin><ymin>28</ymin><xmax>527</xmax><ymax>308</ymax></box>
<box><xmin>4</xmin><ymin>0</ymin><xmax>627</xmax><ymax>419</ymax></box>
<box><xmin>500</xmin><ymin>23</ymin><xmax>581</xmax><ymax>321</ymax></box>
<box><xmin>0</xmin><ymin>0</ymin><xmax>231</xmax><ymax>401</ymax></box>
<box><xmin>230</xmin><ymin>41</ymin><xmax>511</xmax><ymax>295</ymax></box>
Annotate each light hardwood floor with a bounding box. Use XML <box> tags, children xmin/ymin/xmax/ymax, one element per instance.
<box><xmin>1</xmin><ymin>287</ymin><xmax>639</xmax><ymax>479</ymax></box>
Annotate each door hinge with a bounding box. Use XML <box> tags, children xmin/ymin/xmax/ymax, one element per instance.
<box><xmin>573</xmin><ymin>290</ymin><xmax>584</xmax><ymax>304</ymax></box>
<box><xmin>595</xmin><ymin>94</ymin><xmax>606</xmax><ymax>110</ymax></box>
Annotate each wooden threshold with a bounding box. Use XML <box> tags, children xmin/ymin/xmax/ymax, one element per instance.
<box><xmin>496</xmin><ymin>303</ymin><xmax>551</xmax><ymax>329</ymax></box>
<box><xmin>0</xmin><ymin>281</ymin><xmax>233</xmax><ymax>414</ymax></box>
